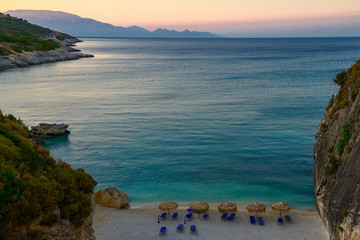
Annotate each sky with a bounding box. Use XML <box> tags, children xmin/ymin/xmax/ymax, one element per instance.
<box><xmin>2</xmin><ymin>0</ymin><xmax>360</xmax><ymax>37</ymax></box>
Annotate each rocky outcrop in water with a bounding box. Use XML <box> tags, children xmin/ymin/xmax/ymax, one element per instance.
<box><xmin>0</xmin><ymin>48</ymin><xmax>93</xmax><ymax>71</ymax></box>
<box><xmin>31</xmin><ymin>123</ymin><xmax>70</xmax><ymax>138</ymax></box>
<box><xmin>94</xmin><ymin>187</ymin><xmax>130</xmax><ymax>209</ymax></box>
<box><xmin>314</xmin><ymin>60</ymin><xmax>360</xmax><ymax>240</ymax></box>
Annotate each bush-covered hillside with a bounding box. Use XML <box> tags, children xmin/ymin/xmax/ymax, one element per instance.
<box><xmin>0</xmin><ymin>13</ymin><xmax>76</xmax><ymax>56</ymax></box>
<box><xmin>0</xmin><ymin>110</ymin><xmax>97</xmax><ymax>239</ymax></box>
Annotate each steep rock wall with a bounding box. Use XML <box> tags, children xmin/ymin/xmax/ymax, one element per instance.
<box><xmin>314</xmin><ymin>60</ymin><xmax>360</xmax><ymax>240</ymax></box>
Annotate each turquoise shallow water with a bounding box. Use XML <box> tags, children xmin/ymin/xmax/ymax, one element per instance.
<box><xmin>1</xmin><ymin>38</ymin><xmax>360</xmax><ymax>208</ymax></box>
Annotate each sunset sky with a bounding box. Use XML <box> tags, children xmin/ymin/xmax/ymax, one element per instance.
<box><xmin>2</xmin><ymin>0</ymin><xmax>360</xmax><ymax>36</ymax></box>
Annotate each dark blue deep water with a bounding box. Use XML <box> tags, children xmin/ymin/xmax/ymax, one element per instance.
<box><xmin>1</xmin><ymin>38</ymin><xmax>360</xmax><ymax>208</ymax></box>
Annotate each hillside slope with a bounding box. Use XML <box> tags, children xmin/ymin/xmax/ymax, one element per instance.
<box><xmin>314</xmin><ymin>60</ymin><xmax>360</xmax><ymax>239</ymax></box>
<box><xmin>0</xmin><ymin>12</ymin><xmax>78</xmax><ymax>56</ymax></box>
<box><xmin>0</xmin><ymin>110</ymin><xmax>97</xmax><ymax>239</ymax></box>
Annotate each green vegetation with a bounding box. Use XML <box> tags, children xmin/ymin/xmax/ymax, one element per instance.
<box><xmin>55</xmin><ymin>35</ymin><xmax>65</xmax><ymax>41</ymax></box>
<box><xmin>0</xmin><ymin>110</ymin><xmax>96</xmax><ymax>238</ymax></box>
<box><xmin>351</xmin><ymin>90</ymin><xmax>357</xmax><ymax>102</ymax></box>
<box><xmin>333</xmin><ymin>71</ymin><xmax>347</xmax><ymax>86</ymax></box>
<box><xmin>325</xmin><ymin>156</ymin><xmax>341</xmax><ymax>176</ymax></box>
<box><xmin>341</xmin><ymin>209</ymin><xmax>349</xmax><ymax>217</ymax></box>
<box><xmin>338</xmin><ymin>226</ymin><xmax>344</xmax><ymax>232</ymax></box>
<box><xmin>0</xmin><ymin>13</ymin><xmax>77</xmax><ymax>56</ymax></box>
<box><xmin>338</xmin><ymin>122</ymin><xmax>351</xmax><ymax>156</ymax></box>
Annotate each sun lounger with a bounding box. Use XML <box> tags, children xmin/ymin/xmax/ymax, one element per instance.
<box><xmin>250</xmin><ymin>215</ymin><xmax>256</xmax><ymax>224</ymax></box>
<box><xmin>278</xmin><ymin>217</ymin><xmax>283</xmax><ymax>223</ymax></box>
<box><xmin>221</xmin><ymin>213</ymin><xmax>228</xmax><ymax>219</ymax></box>
<box><xmin>172</xmin><ymin>212</ymin><xmax>178</xmax><ymax>219</ymax></box>
<box><xmin>177</xmin><ymin>224</ymin><xmax>184</xmax><ymax>232</ymax></box>
<box><xmin>160</xmin><ymin>226</ymin><xmax>166</xmax><ymax>233</ymax></box>
<box><xmin>186</xmin><ymin>213</ymin><xmax>193</xmax><ymax>219</ymax></box>
<box><xmin>190</xmin><ymin>225</ymin><xmax>196</xmax><ymax>233</ymax></box>
<box><xmin>203</xmin><ymin>213</ymin><xmax>209</xmax><ymax>220</ymax></box>
<box><xmin>160</xmin><ymin>212</ymin><xmax>167</xmax><ymax>219</ymax></box>
<box><xmin>258</xmin><ymin>217</ymin><xmax>264</xmax><ymax>225</ymax></box>
<box><xmin>228</xmin><ymin>213</ymin><xmax>236</xmax><ymax>221</ymax></box>
<box><xmin>285</xmin><ymin>215</ymin><xmax>292</xmax><ymax>222</ymax></box>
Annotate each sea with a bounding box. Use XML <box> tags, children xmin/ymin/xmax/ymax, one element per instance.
<box><xmin>1</xmin><ymin>37</ymin><xmax>360</xmax><ymax>209</ymax></box>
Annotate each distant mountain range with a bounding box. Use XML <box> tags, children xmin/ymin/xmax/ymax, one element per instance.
<box><xmin>5</xmin><ymin>10</ymin><xmax>221</xmax><ymax>38</ymax></box>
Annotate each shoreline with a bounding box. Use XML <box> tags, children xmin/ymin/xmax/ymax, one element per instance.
<box><xmin>93</xmin><ymin>203</ymin><xmax>328</xmax><ymax>240</ymax></box>
<box><xmin>0</xmin><ymin>39</ymin><xmax>94</xmax><ymax>71</ymax></box>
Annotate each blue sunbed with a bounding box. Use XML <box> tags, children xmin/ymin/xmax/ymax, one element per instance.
<box><xmin>250</xmin><ymin>215</ymin><xmax>256</xmax><ymax>224</ymax></box>
<box><xmin>278</xmin><ymin>217</ymin><xmax>283</xmax><ymax>223</ymax></box>
<box><xmin>285</xmin><ymin>215</ymin><xmax>292</xmax><ymax>222</ymax></box>
<box><xmin>172</xmin><ymin>212</ymin><xmax>178</xmax><ymax>219</ymax></box>
<box><xmin>160</xmin><ymin>226</ymin><xmax>166</xmax><ymax>233</ymax></box>
<box><xmin>221</xmin><ymin>213</ymin><xmax>228</xmax><ymax>219</ymax></box>
<box><xmin>177</xmin><ymin>224</ymin><xmax>184</xmax><ymax>232</ymax></box>
<box><xmin>203</xmin><ymin>213</ymin><xmax>209</xmax><ymax>220</ymax></box>
<box><xmin>186</xmin><ymin>213</ymin><xmax>193</xmax><ymax>219</ymax></box>
<box><xmin>258</xmin><ymin>217</ymin><xmax>264</xmax><ymax>225</ymax></box>
<box><xmin>228</xmin><ymin>213</ymin><xmax>236</xmax><ymax>221</ymax></box>
<box><xmin>160</xmin><ymin>212</ymin><xmax>167</xmax><ymax>219</ymax></box>
<box><xmin>190</xmin><ymin>225</ymin><xmax>196</xmax><ymax>233</ymax></box>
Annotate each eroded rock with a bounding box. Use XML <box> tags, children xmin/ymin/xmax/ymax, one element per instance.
<box><xmin>31</xmin><ymin>123</ymin><xmax>70</xmax><ymax>138</ymax></box>
<box><xmin>93</xmin><ymin>186</ymin><xmax>130</xmax><ymax>209</ymax></box>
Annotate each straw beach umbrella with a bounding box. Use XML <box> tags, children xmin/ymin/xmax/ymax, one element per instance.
<box><xmin>272</xmin><ymin>202</ymin><xmax>290</xmax><ymax>216</ymax></box>
<box><xmin>159</xmin><ymin>201</ymin><xmax>178</xmax><ymax>212</ymax></box>
<box><xmin>218</xmin><ymin>202</ymin><xmax>237</xmax><ymax>213</ymax></box>
<box><xmin>247</xmin><ymin>202</ymin><xmax>266</xmax><ymax>216</ymax></box>
<box><xmin>190</xmin><ymin>201</ymin><xmax>209</xmax><ymax>213</ymax></box>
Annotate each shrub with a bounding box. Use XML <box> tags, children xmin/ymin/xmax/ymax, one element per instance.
<box><xmin>338</xmin><ymin>226</ymin><xmax>344</xmax><ymax>232</ymax></box>
<box><xmin>55</xmin><ymin>35</ymin><xmax>65</xmax><ymax>41</ymax></box>
<box><xmin>12</xmin><ymin>45</ymin><xmax>22</xmax><ymax>53</ymax></box>
<box><xmin>351</xmin><ymin>91</ymin><xmax>357</xmax><ymax>102</ymax></box>
<box><xmin>333</xmin><ymin>71</ymin><xmax>347</xmax><ymax>86</ymax></box>
<box><xmin>341</xmin><ymin>209</ymin><xmax>349</xmax><ymax>217</ymax></box>
<box><xmin>325</xmin><ymin>156</ymin><xmax>341</xmax><ymax>176</ymax></box>
<box><xmin>338</xmin><ymin>122</ymin><xmax>351</xmax><ymax>156</ymax></box>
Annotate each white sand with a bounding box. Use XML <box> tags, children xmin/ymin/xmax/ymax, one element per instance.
<box><xmin>93</xmin><ymin>203</ymin><xmax>329</xmax><ymax>240</ymax></box>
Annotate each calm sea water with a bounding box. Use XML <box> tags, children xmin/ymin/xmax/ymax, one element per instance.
<box><xmin>1</xmin><ymin>38</ymin><xmax>360</xmax><ymax>208</ymax></box>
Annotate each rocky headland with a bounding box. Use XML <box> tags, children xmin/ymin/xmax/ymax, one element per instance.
<box><xmin>0</xmin><ymin>39</ymin><xmax>93</xmax><ymax>71</ymax></box>
<box><xmin>314</xmin><ymin>60</ymin><xmax>360</xmax><ymax>239</ymax></box>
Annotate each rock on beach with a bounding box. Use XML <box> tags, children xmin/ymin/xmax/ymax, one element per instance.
<box><xmin>93</xmin><ymin>187</ymin><xmax>130</xmax><ymax>209</ymax></box>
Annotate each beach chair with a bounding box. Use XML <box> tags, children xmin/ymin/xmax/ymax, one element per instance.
<box><xmin>221</xmin><ymin>213</ymin><xmax>228</xmax><ymax>220</ymax></box>
<box><xmin>177</xmin><ymin>224</ymin><xmax>184</xmax><ymax>232</ymax></box>
<box><xmin>258</xmin><ymin>217</ymin><xmax>264</xmax><ymax>225</ymax></box>
<box><xmin>278</xmin><ymin>217</ymin><xmax>283</xmax><ymax>223</ymax></box>
<box><xmin>160</xmin><ymin>212</ymin><xmax>167</xmax><ymax>219</ymax></box>
<box><xmin>190</xmin><ymin>225</ymin><xmax>196</xmax><ymax>233</ymax></box>
<box><xmin>250</xmin><ymin>215</ymin><xmax>256</xmax><ymax>224</ymax></box>
<box><xmin>186</xmin><ymin>213</ymin><xmax>193</xmax><ymax>219</ymax></box>
<box><xmin>203</xmin><ymin>213</ymin><xmax>209</xmax><ymax>220</ymax></box>
<box><xmin>172</xmin><ymin>212</ymin><xmax>178</xmax><ymax>219</ymax></box>
<box><xmin>160</xmin><ymin>226</ymin><xmax>166</xmax><ymax>233</ymax></box>
<box><xmin>228</xmin><ymin>213</ymin><xmax>236</xmax><ymax>221</ymax></box>
<box><xmin>285</xmin><ymin>215</ymin><xmax>292</xmax><ymax>222</ymax></box>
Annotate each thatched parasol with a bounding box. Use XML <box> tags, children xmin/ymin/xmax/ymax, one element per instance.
<box><xmin>272</xmin><ymin>202</ymin><xmax>290</xmax><ymax>215</ymax></box>
<box><xmin>218</xmin><ymin>202</ymin><xmax>237</xmax><ymax>213</ymax></box>
<box><xmin>247</xmin><ymin>202</ymin><xmax>266</xmax><ymax>213</ymax></box>
<box><xmin>159</xmin><ymin>201</ymin><xmax>178</xmax><ymax>212</ymax></box>
<box><xmin>190</xmin><ymin>201</ymin><xmax>209</xmax><ymax>213</ymax></box>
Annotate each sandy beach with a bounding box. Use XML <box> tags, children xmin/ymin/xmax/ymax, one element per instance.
<box><xmin>93</xmin><ymin>203</ymin><xmax>328</xmax><ymax>240</ymax></box>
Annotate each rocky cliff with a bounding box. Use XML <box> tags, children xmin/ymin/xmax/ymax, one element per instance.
<box><xmin>314</xmin><ymin>60</ymin><xmax>360</xmax><ymax>240</ymax></box>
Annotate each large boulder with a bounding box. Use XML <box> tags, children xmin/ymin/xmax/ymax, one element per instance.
<box><xmin>93</xmin><ymin>187</ymin><xmax>130</xmax><ymax>209</ymax></box>
<box><xmin>31</xmin><ymin>123</ymin><xmax>69</xmax><ymax>138</ymax></box>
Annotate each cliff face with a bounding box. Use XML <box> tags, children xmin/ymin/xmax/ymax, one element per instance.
<box><xmin>314</xmin><ymin>60</ymin><xmax>360</xmax><ymax>240</ymax></box>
